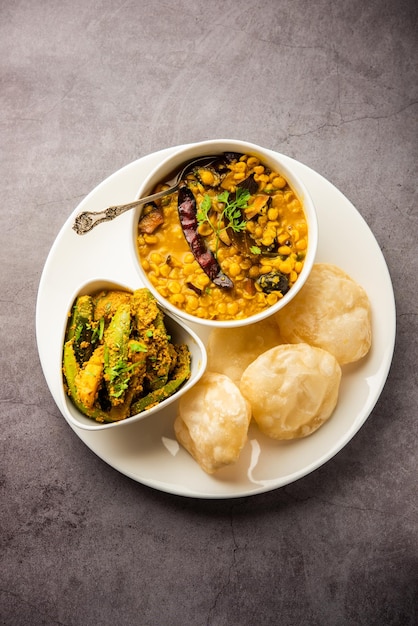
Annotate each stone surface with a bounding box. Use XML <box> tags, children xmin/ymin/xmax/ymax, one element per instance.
<box><xmin>1</xmin><ymin>1</ymin><xmax>417</xmax><ymax>624</ymax></box>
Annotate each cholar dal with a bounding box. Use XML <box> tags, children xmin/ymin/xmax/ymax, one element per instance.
<box><xmin>136</xmin><ymin>152</ymin><xmax>308</xmax><ymax>321</ymax></box>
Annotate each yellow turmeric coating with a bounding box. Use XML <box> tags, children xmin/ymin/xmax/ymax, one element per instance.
<box><xmin>136</xmin><ymin>153</ymin><xmax>308</xmax><ymax>321</ymax></box>
<box><xmin>74</xmin><ymin>344</ymin><xmax>105</xmax><ymax>409</ymax></box>
<box><xmin>94</xmin><ymin>290</ymin><xmax>132</xmax><ymax>322</ymax></box>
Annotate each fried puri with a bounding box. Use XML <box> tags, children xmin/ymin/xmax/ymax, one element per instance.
<box><xmin>240</xmin><ymin>344</ymin><xmax>341</xmax><ymax>440</ymax></box>
<box><xmin>174</xmin><ymin>372</ymin><xmax>251</xmax><ymax>474</ymax></box>
<box><xmin>275</xmin><ymin>263</ymin><xmax>371</xmax><ymax>365</ymax></box>
<box><xmin>206</xmin><ymin>317</ymin><xmax>282</xmax><ymax>384</ymax></box>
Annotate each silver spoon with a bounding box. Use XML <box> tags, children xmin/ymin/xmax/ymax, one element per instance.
<box><xmin>72</xmin><ymin>155</ymin><xmax>218</xmax><ymax>235</ymax></box>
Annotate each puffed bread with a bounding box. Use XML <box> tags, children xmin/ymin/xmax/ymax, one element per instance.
<box><xmin>206</xmin><ymin>317</ymin><xmax>282</xmax><ymax>384</ymax></box>
<box><xmin>174</xmin><ymin>372</ymin><xmax>251</xmax><ymax>474</ymax></box>
<box><xmin>240</xmin><ymin>343</ymin><xmax>341</xmax><ymax>440</ymax></box>
<box><xmin>275</xmin><ymin>263</ymin><xmax>371</xmax><ymax>365</ymax></box>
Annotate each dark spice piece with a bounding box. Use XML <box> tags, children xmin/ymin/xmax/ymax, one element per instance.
<box><xmin>186</xmin><ymin>282</ymin><xmax>203</xmax><ymax>296</ymax></box>
<box><xmin>238</xmin><ymin>173</ymin><xmax>258</xmax><ymax>195</ymax></box>
<box><xmin>256</xmin><ymin>271</ymin><xmax>289</xmax><ymax>295</ymax></box>
<box><xmin>177</xmin><ymin>186</ymin><xmax>233</xmax><ymax>289</ymax></box>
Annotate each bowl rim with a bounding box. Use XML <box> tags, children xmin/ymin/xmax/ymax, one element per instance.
<box><xmin>131</xmin><ymin>139</ymin><xmax>318</xmax><ymax>329</ymax></box>
<box><xmin>59</xmin><ymin>277</ymin><xmax>208</xmax><ymax>430</ymax></box>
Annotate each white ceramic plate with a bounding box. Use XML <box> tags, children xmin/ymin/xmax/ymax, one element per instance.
<box><xmin>36</xmin><ymin>146</ymin><xmax>396</xmax><ymax>499</ymax></box>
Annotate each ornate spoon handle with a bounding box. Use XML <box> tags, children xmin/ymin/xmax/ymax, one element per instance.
<box><xmin>72</xmin><ymin>188</ymin><xmax>174</xmax><ymax>235</ymax></box>
<box><xmin>72</xmin><ymin>155</ymin><xmax>218</xmax><ymax>235</ymax></box>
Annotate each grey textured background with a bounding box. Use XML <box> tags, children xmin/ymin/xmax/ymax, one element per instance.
<box><xmin>1</xmin><ymin>1</ymin><xmax>417</xmax><ymax>625</ymax></box>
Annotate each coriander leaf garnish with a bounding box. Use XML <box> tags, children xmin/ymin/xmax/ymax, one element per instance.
<box><xmin>250</xmin><ymin>245</ymin><xmax>261</xmax><ymax>255</ymax></box>
<box><xmin>129</xmin><ymin>341</ymin><xmax>148</xmax><ymax>353</ymax></box>
<box><xmin>197</xmin><ymin>187</ymin><xmax>251</xmax><ymax>258</ymax></box>
<box><xmin>196</xmin><ymin>194</ymin><xmax>212</xmax><ymax>224</ymax></box>
<box><xmin>220</xmin><ymin>188</ymin><xmax>250</xmax><ymax>233</ymax></box>
<box><xmin>107</xmin><ymin>359</ymin><xmax>140</xmax><ymax>398</ymax></box>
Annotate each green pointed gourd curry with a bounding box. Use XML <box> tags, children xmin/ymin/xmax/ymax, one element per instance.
<box><xmin>62</xmin><ymin>288</ymin><xmax>191</xmax><ymax>423</ymax></box>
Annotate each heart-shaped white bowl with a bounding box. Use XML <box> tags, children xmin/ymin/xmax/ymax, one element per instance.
<box><xmin>59</xmin><ymin>278</ymin><xmax>207</xmax><ymax>430</ymax></box>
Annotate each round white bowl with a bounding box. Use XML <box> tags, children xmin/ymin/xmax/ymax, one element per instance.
<box><xmin>132</xmin><ymin>139</ymin><xmax>318</xmax><ymax>328</ymax></box>
<box><xmin>59</xmin><ymin>279</ymin><xmax>207</xmax><ymax>431</ymax></box>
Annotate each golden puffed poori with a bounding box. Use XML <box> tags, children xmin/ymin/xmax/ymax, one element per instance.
<box><xmin>206</xmin><ymin>317</ymin><xmax>282</xmax><ymax>384</ymax></box>
<box><xmin>275</xmin><ymin>263</ymin><xmax>371</xmax><ymax>365</ymax></box>
<box><xmin>240</xmin><ymin>343</ymin><xmax>342</xmax><ymax>440</ymax></box>
<box><xmin>174</xmin><ymin>371</ymin><xmax>251</xmax><ymax>474</ymax></box>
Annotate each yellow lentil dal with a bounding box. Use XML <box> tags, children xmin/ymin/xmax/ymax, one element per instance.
<box><xmin>136</xmin><ymin>153</ymin><xmax>308</xmax><ymax>321</ymax></box>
